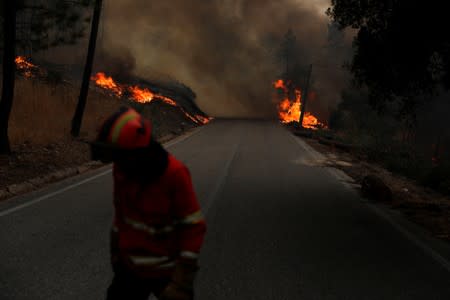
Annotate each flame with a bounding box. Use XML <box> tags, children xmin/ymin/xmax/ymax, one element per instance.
<box><xmin>15</xmin><ymin>56</ymin><xmax>36</xmax><ymax>69</ymax></box>
<box><xmin>274</xmin><ymin>79</ymin><xmax>286</xmax><ymax>90</ymax></box>
<box><xmin>277</xmin><ymin>89</ymin><xmax>301</xmax><ymax>124</ymax></box>
<box><xmin>303</xmin><ymin>112</ymin><xmax>320</xmax><ymax>128</ymax></box>
<box><xmin>273</xmin><ymin>79</ymin><xmax>325</xmax><ymax>129</ymax></box>
<box><xmin>91</xmin><ymin>72</ymin><xmax>123</xmax><ymax>96</ymax></box>
<box><xmin>194</xmin><ymin>115</ymin><xmax>212</xmax><ymax>125</ymax></box>
<box><xmin>156</xmin><ymin>95</ymin><xmax>178</xmax><ymax>107</ymax></box>
<box><xmin>129</xmin><ymin>86</ymin><xmax>154</xmax><ymax>103</ymax></box>
<box><xmin>15</xmin><ymin>56</ymin><xmax>37</xmax><ymax>77</ymax></box>
<box><xmin>91</xmin><ymin>71</ymin><xmax>211</xmax><ymax>125</ymax></box>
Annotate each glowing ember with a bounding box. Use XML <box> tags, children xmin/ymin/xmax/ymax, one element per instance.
<box><xmin>15</xmin><ymin>56</ymin><xmax>36</xmax><ymax>69</ymax></box>
<box><xmin>184</xmin><ymin>111</ymin><xmax>202</xmax><ymax>124</ymax></box>
<box><xmin>15</xmin><ymin>56</ymin><xmax>37</xmax><ymax>77</ymax></box>
<box><xmin>156</xmin><ymin>95</ymin><xmax>178</xmax><ymax>107</ymax></box>
<box><xmin>273</xmin><ymin>79</ymin><xmax>324</xmax><ymax>129</ymax></box>
<box><xmin>91</xmin><ymin>71</ymin><xmax>211</xmax><ymax>125</ymax></box>
<box><xmin>194</xmin><ymin>115</ymin><xmax>212</xmax><ymax>125</ymax></box>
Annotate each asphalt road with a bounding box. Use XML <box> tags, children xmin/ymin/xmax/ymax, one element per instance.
<box><xmin>1</xmin><ymin>120</ymin><xmax>450</xmax><ymax>300</ymax></box>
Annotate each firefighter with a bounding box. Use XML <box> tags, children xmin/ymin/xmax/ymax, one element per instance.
<box><xmin>90</xmin><ymin>107</ymin><xmax>206</xmax><ymax>300</ymax></box>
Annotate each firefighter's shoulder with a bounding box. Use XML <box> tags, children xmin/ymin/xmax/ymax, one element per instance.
<box><xmin>165</xmin><ymin>154</ymin><xmax>191</xmax><ymax>179</ymax></box>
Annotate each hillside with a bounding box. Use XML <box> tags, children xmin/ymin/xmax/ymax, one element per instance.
<box><xmin>0</xmin><ymin>67</ymin><xmax>210</xmax><ymax>198</ymax></box>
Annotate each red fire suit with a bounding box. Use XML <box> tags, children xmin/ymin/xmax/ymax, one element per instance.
<box><xmin>111</xmin><ymin>154</ymin><xmax>206</xmax><ymax>279</ymax></box>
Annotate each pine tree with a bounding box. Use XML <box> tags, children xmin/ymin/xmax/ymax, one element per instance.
<box><xmin>0</xmin><ymin>0</ymin><xmax>93</xmax><ymax>154</ymax></box>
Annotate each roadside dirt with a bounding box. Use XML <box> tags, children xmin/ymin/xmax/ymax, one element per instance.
<box><xmin>0</xmin><ymin>105</ymin><xmax>202</xmax><ymax>200</ymax></box>
<box><xmin>301</xmin><ymin>136</ymin><xmax>450</xmax><ymax>242</ymax></box>
<box><xmin>0</xmin><ymin>70</ymin><xmax>208</xmax><ymax>201</ymax></box>
<box><xmin>0</xmin><ymin>139</ymin><xmax>90</xmax><ymax>190</ymax></box>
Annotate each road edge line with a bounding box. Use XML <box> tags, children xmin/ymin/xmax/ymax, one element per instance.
<box><xmin>0</xmin><ymin>125</ymin><xmax>206</xmax><ymax>217</ymax></box>
<box><xmin>291</xmin><ymin>134</ymin><xmax>450</xmax><ymax>274</ymax></box>
<box><xmin>366</xmin><ymin>202</ymin><xmax>450</xmax><ymax>273</ymax></box>
<box><xmin>203</xmin><ymin>140</ymin><xmax>240</xmax><ymax>214</ymax></box>
<box><xmin>0</xmin><ymin>170</ymin><xmax>112</xmax><ymax>217</ymax></box>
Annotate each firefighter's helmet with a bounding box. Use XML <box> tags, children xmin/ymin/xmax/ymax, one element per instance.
<box><xmin>91</xmin><ymin>107</ymin><xmax>152</xmax><ymax>161</ymax></box>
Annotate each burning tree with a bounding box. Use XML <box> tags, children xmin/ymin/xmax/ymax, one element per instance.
<box><xmin>275</xmin><ymin>29</ymin><xmax>318</xmax><ymax>127</ymax></box>
<box><xmin>273</xmin><ymin>79</ymin><xmax>324</xmax><ymax>129</ymax></box>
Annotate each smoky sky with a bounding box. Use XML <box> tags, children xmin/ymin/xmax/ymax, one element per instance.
<box><xmin>85</xmin><ymin>0</ymin><xmax>353</xmax><ymax>118</ymax></box>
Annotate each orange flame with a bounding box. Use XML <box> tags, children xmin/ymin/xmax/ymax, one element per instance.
<box><xmin>91</xmin><ymin>72</ymin><xmax>211</xmax><ymax>125</ymax></box>
<box><xmin>15</xmin><ymin>56</ymin><xmax>37</xmax><ymax>77</ymax></box>
<box><xmin>277</xmin><ymin>89</ymin><xmax>301</xmax><ymax>124</ymax></box>
<box><xmin>273</xmin><ymin>79</ymin><xmax>324</xmax><ymax>129</ymax></box>
<box><xmin>274</xmin><ymin>79</ymin><xmax>286</xmax><ymax>90</ymax></box>
<box><xmin>129</xmin><ymin>86</ymin><xmax>154</xmax><ymax>103</ymax></box>
<box><xmin>91</xmin><ymin>72</ymin><xmax>123</xmax><ymax>96</ymax></box>
<box><xmin>303</xmin><ymin>112</ymin><xmax>320</xmax><ymax>128</ymax></box>
<box><xmin>155</xmin><ymin>95</ymin><xmax>178</xmax><ymax>107</ymax></box>
<box><xmin>15</xmin><ymin>56</ymin><xmax>36</xmax><ymax>69</ymax></box>
<box><xmin>194</xmin><ymin>115</ymin><xmax>212</xmax><ymax>125</ymax></box>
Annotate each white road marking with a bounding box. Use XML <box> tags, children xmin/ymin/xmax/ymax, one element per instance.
<box><xmin>367</xmin><ymin>202</ymin><xmax>450</xmax><ymax>273</ymax></box>
<box><xmin>0</xmin><ymin>170</ymin><xmax>112</xmax><ymax>217</ymax></box>
<box><xmin>291</xmin><ymin>134</ymin><xmax>450</xmax><ymax>274</ymax></box>
<box><xmin>203</xmin><ymin>140</ymin><xmax>240</xmax><ymax>214</ymax></box>
<box><xmin>0</xmin><ymin>125</ymin><xmax>206</xmax><ymax>217</ymax></box>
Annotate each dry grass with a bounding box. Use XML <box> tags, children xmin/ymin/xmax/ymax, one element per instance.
<box><xmin>0</xmin><ymin>76</ymin><xmax>199</xmax><ymax>192</ymax></box>
<box><xmin>9</xmin><ymin>77</ymin><xmax>123</xmax><ymax>145</ymax></box>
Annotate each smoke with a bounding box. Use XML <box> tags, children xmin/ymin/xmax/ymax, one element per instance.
<box><xmin>45</xmin><ymin>0</ymin><xmax>354</xmax><ymax>118</ymax></box>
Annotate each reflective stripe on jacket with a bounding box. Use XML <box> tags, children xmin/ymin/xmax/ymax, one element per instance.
<box><xmin>112</xmin><ymin>154</ymin><xmax>206</xmax><ymax>278</ymax></box>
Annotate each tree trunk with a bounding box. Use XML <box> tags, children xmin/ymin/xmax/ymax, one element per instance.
<box><xmin>0</xmin><ymin>1</ymin><xmax>17</xmax><ymax>154</ymax></box>
<box><xmin>299</xmin><ymin>64</ymin><xmax>312</xmax><ymax>128</ymax></box>
<box><xmin>71</xmin><ymin>0</ymin><xmax>103</xmax><ymax>137</ymax></box>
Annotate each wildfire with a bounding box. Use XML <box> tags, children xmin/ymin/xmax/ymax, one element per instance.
<box><xmin>194</xmin><ymin>115</ymin><xmax>211</xmax><ymax>125</ymax></box>
<box><xmin>92</xmin><ymin>72</ymin><xmax>211</xmax><ymax>125</ymax></box>
<box><xmin>154</xmin><ymin>94</ymin><xmax>178</xmax><ymax>107</ymax></box>
<box><xmin>15</xmin><ymin>56</ymin><xmax>38</xmax><ymax>77</ymax></box>
<box><xmin>303</xmin><ymin>112</ymin><xmax>320</xmax><ymax>128</ymax></box>
<box><xmin>11</xmin><ymin>58</ymin><xmax>210</xmax><ymax>125</ymax></box>
<box><xmin>91</xmin><ymin>72</ymin><xmax>123</xmax><ymax>96</ymax></box>
<box><xmin>15</xmin><ymin>56</ymin><xmax>36</xmax><ymax>69</ymax></box>
<box><xmin>273</xmin><ymin>79</ymin><xmax>324</xmax><ymax>129</ymax></box>
<box><xmin>274</xmin><ymin>79</ymin><xmax>286</xmax><ymax>90</ymax></box>
<box><xmin>129</xmin><ymin>86</ymin><xmax>154</xmax><ymax>102</ymax></box>
<box><xmin>278</xmin><ymin>89</ymin><xmax>301</xmax><ymax>124</ymax></box>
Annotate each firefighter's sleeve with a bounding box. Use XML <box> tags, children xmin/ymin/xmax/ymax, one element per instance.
<box><xmin>172</xmin><ymin>166</ymin><xmax>206</xmax><ymax>261</ymax></box>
